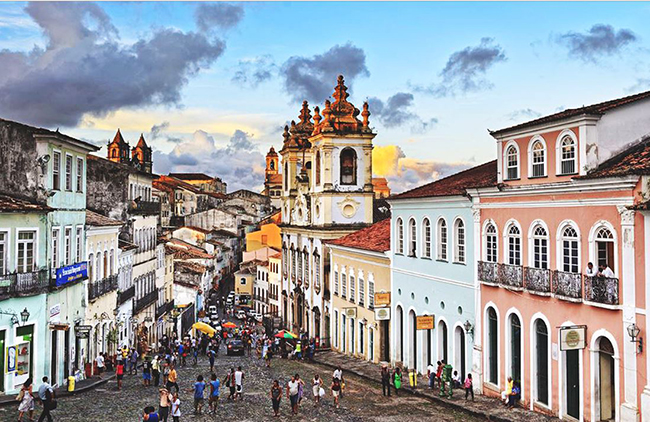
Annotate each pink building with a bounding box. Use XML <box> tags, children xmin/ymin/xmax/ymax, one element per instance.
<box><xmin>473</xmin><ymin>90</ymin><xmax>650</xmax><ymax>421</ymax></box>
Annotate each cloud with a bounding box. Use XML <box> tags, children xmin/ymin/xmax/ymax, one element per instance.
<box><xmin>367</xmin><ymin>92</ymin><xmax>437</xmax><ymax>133</ymax></box>
<box><xmin>0</xmin><ymin>2</ymin><xmax>227</xmax><ymax>127</ymax></box>
<box><xmin>281</xmin><ymin>43</ymin><xmax>370</xmax><ymax>103</ymax></box>
<box><xmin>557</xmin><ymin>24</ymin><xmax>637</xmax><ymax>62</ymax></box>
<box><xmin>415</xmin><ymin>37</ymin><xmax>506</xmax><ymax>97</ymax></box>
<box><xmin>150</xmin><ymin>121</ymin><xmax>170</xmax><ymax>139</ymax></box>
<box><xmin>153</xmin><ymin>129</ymin><xmax>265</xmax><ymax>192</ymax></box>
<box><xmin>507</xmin><ymin>108</ymin><xmax>541</xmax><ymax>121</ymax></box>
<box><xmin>372</xmin><ymin>144</ymin><xmax>471</xmax><ymax>193</ymax></box>
<box><xmin>232</xmin><ymin>55</ymin><xmax>276</xmax><ymax>88</ymax></box>
<box><xmin>195</xmin><ymin>3</ymin><xmax>245</xmax><ymax>32</ymax></box>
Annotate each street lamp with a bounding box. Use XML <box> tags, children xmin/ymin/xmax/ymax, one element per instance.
<box><xmin>20</xmin><ymin>308</ymin><xmax>29</xmax><ymax>324</ymax></box>
<box><xmin>463</xmin><ymin>320</ymin><xmax>474</xmax><ymax>339</ymax></box>
<box><xmin>627</xmin><ymin>323</ymin><xmax>643</xmax><ymax>353</ymax></box>
<box><xmin>113</xmin><ymin>308</ymin><xmax>119</xmax><ymax>318</ymax></box>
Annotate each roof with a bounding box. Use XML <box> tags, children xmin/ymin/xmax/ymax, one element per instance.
<box><xmin>118</xmin><ymin>239</ymin><xmax>138</xmax><ymax>251</ymax></box>
<box><xmin>491</xmin><ymin>89</ymin><xmax>650</xmax><ymax>137</ymax></box>
<box><xmin>153</xmin><ymin>175</ymin><xmax>202</xmax><ymax>194</ymax></box>
<box><xmin>86</xmin><ymin>210</ymin><xmax>123</xmax><ymax>226</ymax></box>
<box><xmin>266</xmin><ymin>173</ymin><xmax>282</xmax><ymax>184</ymax></box>
<box><xmin>579</xmin><ymin>137</ymin><xmax>650</xmax><ymax>179</ymax></box>
<box><xmin>135</xmin><ymin>134</ymin><xmax>149</xmax><ymax>149</ymax></box>
<box><xmin>211</xmin><ymin>228</ymin><xmax>238</xmax><ymax>238</ymax></box>
<box><xmin>392</xmin><ymin>160</ymin><xmax>497</xmax><ymax>200</ymax></box>
<box><xmin>165</xmin><ymin>238</ymin><xmax>214</xmax><ymax>259</ymax></box>
<box><xmin>0</xmin><ymin>194</ymin><xmax>51</xmax><ymax>213</ymax></box>
<box><xmin>176</xmin><ymin>226</ymin><xmax>211</xmax><ymax>235</ymax></box>
<box><xmin>269</xmin><ymin>252</ymin><xmax>282</xmax><ymax>259</ymax></box>
<box><xmin>175</xmin><ymin>261</ymin><xmax>207</xmax><ymax>275</ymax></box>
<box><xmin>169</xmin><ymin>173</ymin><xmax>217</xmax><ymax>181</ymax></box>
<box><xmin>109</xmin><ymin>129</ymin><xmax>128</xmax><ymax>147</ymax></box>
<box><xmin>328</xmin><ymin>218</ymin><xmax>391</xmax><ymax>253</ymax></box>
<box><xmin>0</xmin><ymin>118</ymin><xmax>99</xmax><ymax>151</ymax></box>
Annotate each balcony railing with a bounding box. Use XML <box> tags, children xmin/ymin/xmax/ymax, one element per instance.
<box><xmin>500</xmin><ymin>264</ymin><xmax>523</xmax><ymax>289</ymax></box>
<box><xmin>128</xmin><ymin>200</ymin><xmax>160</xmax><ymax>215</ymax></box>
<box><xmin>117</xmin><ymin>284</ymin><xmax>135</xmax><ymax>305</ymax></box>
<box><xmin>524</xmin><ymin>267</ymin><xmax>551</xmax><ymax>294</ymax></box>
<box><xmin>585</xmin><ymin>276</ymin><xmax>619</xmax><ymax>305</ymax></box>
<box><xmin>478</xmin><ymin>261</ymin><xmax>499</xmax><ymax>284</ymax></box>
<box><xmin>0</xmin><ymin>269</ymin><xmax>50</xmax><ymax>297</ymax></box>
<box><xmin>552</xmin><ymin>270</ymin><xmax>583</xmax><ymax>300</ymax></box>
<box><xmin>88</xmin><ymin>274</ymin><xmax>118</xmax><ymax>301</ymax></box>
<box><xmin>156</xmin><ymin>300</ymin><xmax>175</xmax><ymax>319</ymax></box>
<box><xmin>134</xmin><ymin>290</ymin><xmax>158</xmax><ymax>313</ymax></box>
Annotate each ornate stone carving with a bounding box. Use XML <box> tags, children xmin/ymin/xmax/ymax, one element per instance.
<box><xmin>472</xmin><ymin>207</ymin><xmax>481</xmax><ymax>223</ymax></box>
<box><xmin>337</xmin><ymin>195</ymin><xmax>360</xmax><ymax>218</ymax></box>
<box><xmin>617</xmin><ymin>205</ymin><xmax>635</xmax><ymax>225</ymax></box>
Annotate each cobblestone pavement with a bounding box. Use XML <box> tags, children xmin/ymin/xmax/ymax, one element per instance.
<box><xmin>0</xmin><ymin>351</ymin><xmax>479</xmax><ymax>422</ymax></box>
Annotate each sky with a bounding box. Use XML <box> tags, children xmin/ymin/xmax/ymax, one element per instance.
<box><xmin>1</xmin><ymin>1</ymin><xmax>649</xmax><ymax>193</ymax></box>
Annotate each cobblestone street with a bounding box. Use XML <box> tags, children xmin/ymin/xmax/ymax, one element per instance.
<box><xmin>0</xmin><ymin>352</ymin><xmax>478</xmax><ymax>422</ymax></box>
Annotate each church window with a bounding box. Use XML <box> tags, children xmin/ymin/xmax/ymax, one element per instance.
<box><xmin>340</xmin><ymin>148</ymin><xmax>357</xmax><ymax>185</ymax></box>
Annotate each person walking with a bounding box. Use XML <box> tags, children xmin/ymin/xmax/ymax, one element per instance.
<box><xmin>152</xmin><ymin>355</ymin><xmax>161</xmax><ymax>387</ymax></box>
<box><xmin>171</xmin><ymin>392</ymin><xmax>181</xmax><ymax>422</ymax></box>
<box><xmin>393</xmin><ymin>367</ymin><xmax>403</xmax><ymax>396</ymax></box>
<box><xmin>312</xmin><ymin>374</ymin><xmax>322</xmax><ymax>405</ymax></box>
<box><xmin>115</xmin><ymin>359</ymin><xmax>125</xmax><ymax>390</ymax></box>
<box><xmin>188</xmin><ymin>375</ymin><xmax>206</xmax><ymax>415</ymax></box>
<box><xmin>332</xmin><ymin>366</ymin><xmax>344</xmax><ymax>398</ymax></box>
<box><xmin>286</xmin><ymin>375</ymin><xmax>300</xmax><ymax>415</ymax></box>
<box><xmin>208</xmin><ymin>373</ymin><xmax>220</xmax><ymax>414</ymax></box>
<box><xmin>95</xmin><ymin>353</ymin><xmax>105</xmax><ymax>378</ymax></box>
<box><xmin>158</xmin><ymin>386</ymin><xmax>172</xmax><ymax>422</ymax></box>
<box><xmin>270</xmin><ymin>380</ymin><xmax>282</xmax><ymax>417</ymax></box>
<box><xmin>208</xmin><ymin>348</ymin><xmax>215</xmax><ymax>373</ymax></box>
<box><xmin>331</xmin><ymin>377</ymin><xmax>342</xmax><ymax>409</ymax></box>
<box><xmin>234</xmin><ymin>366</ymin><xmax>245</xmax><ymax>400</ymax></box>
<box><xmin>162</xmin><ymin>361</ymin><xmax>170</xmax><ymax>386</ymax></box>
<box><xmin>37</xmin><ymin>377</ymin><xmax>54</xmax><ymax>422</ymax></box>
<box><xmin>130</xmin><ymin>348</ymin><xmax>139</xmax><ymax>375</ymax></box>
<box><xmin>381</xmin><ymin>364</ymin><xmax>391</xmax><ymax>396</ymax></box>
<box><xmin>17</xmin><ymin>378</ymin><xmax>35</xmax><ymax>422</ymax></box>
<box><xmin>224</xmin><ymin>368</ymin><xmax>236</xmax><ymax>400</ymax></box>
<box><xmin>464</xmin><ymin>373</ymin><xmax>474</xmax><ymax>401</ymax></box>
<box><xmin>166</xmin><ymin>365</ymin><xmax>179</xmax><ymax>394</ymax></box>
<box><xmin>143</xmin><ymin>357</ymin><xmax>152</xmax><ymax>386</ymax></box>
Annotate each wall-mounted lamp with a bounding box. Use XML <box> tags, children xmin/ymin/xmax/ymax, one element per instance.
<box><xmin>464</xmin><ymin>319</ymin><xmax>474</xmax><ymax>339</ymax></box>
<box><xmin>0</xmin><ymin>307</ymin><xmax>29</xmax><ymax>326</ymax></box>
<box><xmin>628</xmin><ymin>323</ymin><xmax>643</xmax><ymax>354</ymax></box>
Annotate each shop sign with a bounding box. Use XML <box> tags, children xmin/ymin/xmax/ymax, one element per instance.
<box><xmin>55</xmin><ymin>261</ymin><xmax>88</xmax><ymax>287</ymax></box>
<box><xmin>416</xmin><ymin>315</ymin><xmax>435</xmax><ymax>330</ymax></box>
<box><xmin>49</xmin><ymin>304</ymin><xmax>61</xmax><ymax>321</ymax></box>
<box><xmin>560</xmin><ymin>325</ymin><xmax>587</xmax><ymax>350</ymax></box>
<box><xmin>374</xmin><ymin>292</ymin><xmax>391</xmax><ymax>307</ymax></box>
<box><xmin>49</xmin><ymin>323</ymin><xmax>70</xmax><ymax>331</ymax></box>
<box><xmin>75</xmin><ymin>325</ymin><xmax>91</xmax><ymax>338</ymax></box>
<box><xmin>374</xmin><ymin>307</ymin><xmax>390</xmax><ymax>321</ymax></box>
<box><xmin>343</xmin><ymin>307</ymin><xmax>357</xmax><ymax>319</ymax></box>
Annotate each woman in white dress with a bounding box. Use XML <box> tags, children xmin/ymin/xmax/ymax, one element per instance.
<box><xmin>17</xmin><ymin>377</ymin><xmax>35</xmax><ymax>422</ymax></box>
<box><xmin>312</xmin><ymin>374</ymin><xmax>322</xmax><ymax>404</ymax></box>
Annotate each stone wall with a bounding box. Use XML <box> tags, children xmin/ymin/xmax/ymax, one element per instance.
<box><xmin>86</xmin><ymin>156</ymin><xmax>130</xmax><ymax>222</ymax></box>
<box><xmin>0</xmin><ymin>120</ymin><xmax>43</xmax><ymax>203</ymax></box>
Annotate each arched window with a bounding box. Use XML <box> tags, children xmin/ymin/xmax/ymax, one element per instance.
<box><xmin>454</xmin><ymin>219</ymin><xmax>466</xmax><ymax>263</ymax></box>
<box><xmin>505</xmin><ymin>144</ymin><xmax>519</xmax><ymax>180</ymax></box>
<box><xmin>531</xmin><ymin>140</ymin><xmax>546</xmax><ymax>177</ymax></box>
<box><xmin>88</xmin><ymin>253</ymin><xmax>94</xmax><ymax>282</ymax></box>
<box><xmin>422</xmin><ymin>218</ymin><xmax>431</xmax><ymax>258</ymax></box>
<box><xmin>595</xmin><ymin>227</ymin><xmax>615</xmax><ymax>274</ymax></box>
<box><xmin>358</xmin><ymin>275</ymin><xmax>365</xmax><ymax>306</ymax></box>
<box><xmin>297</xmin><ymin>249</ymin><xmax>303</xmax><ymax>281</ymax></box>
<box><xmin>340</xmin><ymin>148</ymin><xmax>357</xmax><ymax>185</ymax></box>
<box><xmin>507</xmin><ymin>223</ymin><xmax>521</xmax><ymax>266</ymax></box>
<box><xmin>487</xmin><ymin>307</ymin><xmax>498</xmax><ymax>384</ymax></box>
<box><xmin>315</xmin><ymin>151</ymin><xmax>321</xmax><ymax>185</ymax></box>
<box><xmin>109</xmin><ymin>249</ymin><xmax>115</xmax><ymax>276</ymax></box>
<box><xmin>270</xmin><ymin>160</ymin><xmax>275</xmax><ymax>171</ymax></box>
<box><xmin>282</xmin><ymin>243</ymin><xmax>287</xmax><ymax>275</ymax></box>
<box><xmin>408</xmin><ymin>218</ymin><xmax>417</xmax><ymax>257</ymax></box>
<box><xmin>437</xmin><ymin>218</ymin><xmax>448</xmax><ymax>261</ymax></box>
<box><xmin>349</xmin><ymin>273</ymin><xmax>356</xmax><ymax>303</ymax></box>
<box><xmin>96</xmin><ymin>253</ymin><xmax>102</xmax><ymax>281</ymax></box>
<box><xmin>561</xmin><ymin>226</ymin><xmax>579</xmax><ymax>273</ymax></box>
<box><xmin>395</xmin><ymin>218</ymin><xmax>404</xmax><ymax>254</ymax></box>
<box><xmin>341</xmin><ymin>270</ymin><xmax>347</xmax><ymax>298</ymax></box>
<box><xmin>559</xmin><ymin>135</ymin><xmax>577</xmax><ymax>175</ymax></box>
<box><xmin>291</xmin><ymin>246</ymin><xmax>296</xmax><ymax>280</ymax></box>
<box><xmin>485</xmin><ymin>223</ymin><xmax>498</xmax><ymax>262</ymax></box>
<box><xmin>534</xmin><ymin>319</ymin><xmax>549</xmax><ymax>405</ymax></box>
<box><xmin>284</xmin><ymin>162</ymin><xmax>288</xmax><ymax>189</ymax></box>
<box><xmin>509</xmin><ymin>314</ymin><xmax>522</xmax><ymax>385</ymax></box>
<box><xmin>303</xmin><ymin>249</ymin><xmax>309</xmax><ymax>283</ymax></box>
<box><xmin>531</xmin><ymin>224</ymin><xmax>548</xmax><ymax>269</ymax></box>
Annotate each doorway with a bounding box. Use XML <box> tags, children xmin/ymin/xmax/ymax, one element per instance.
<box><xmin>438</xmin><ymin>320</ymin><xmax>448</xmax><ymax>363</ymax></box>
<box><xmin>396</xmin><ymin>306</ymin><xmax>403</xmax><ymax>362</ymax></box>
<box><xmin>410</xmin><ymin>310</ymin><xmax>417</xmax><ymax>371</ymax></box>
<box><xmin>381</xmin><ymin>320</ymin><xmax>390</xmax><ymax>362</ymax></box>
<box><xmin>565</xmin><ymin>349</ymin><xmax>580</xmax><ymax>419</ymax></box>
<box><xmin>64</xmin><ymin>329</ymin><xmax>70</xmax><ymax>378</ymax></box>
<box><xmin>598</xmin><ymin>337</ymin><xmax>615</xmax><ymax>421</ymax></box>
<box><xmin>51</xmin><ymin>330</ymin><xmax>58</xmax><ymax>383</ymax></box>
<box><xmin>0</xmin><ymin>330</ymin><xmax>5</xmax><ymax>392</ymax></box>
<box><xmin>455</xmin><ymin>326</ymin><xmax>466</xmax><ymax>379</ymax></box>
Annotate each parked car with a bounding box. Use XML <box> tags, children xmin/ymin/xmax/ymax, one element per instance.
<box><xmin>226</xmin><ymin>339</ymin><xmax>245</xmax><ymax>356</ymax></box>
<box><xmin>236</xmin><ymin>310</ymin><xmax>247</xmax><ymax>320</ymax></box>
<box><xmin>208</xmin><ymin>305</ymin><xmax>218</xmax><ymax>315</ymax></box>
<box><xmin>226</xmin><ymin>298</ymin><xmax>233</xmax><ymax>306</ymax></box>
<box><xmin>254</xmin><ymin>313</ymin><xmax>263</xmax><ymax>323</ymax></box>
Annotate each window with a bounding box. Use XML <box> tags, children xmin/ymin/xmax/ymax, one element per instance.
<box><xmin>0</xmin><ymin>232</ymin><xmax>6</xmax><ymax>274</ymax></box>
<box><xmin>423</xmin><ymin>218</ymin><xmax>431</xmax><ymax>258</ymax></box>
<box><xmin>282</xmin><ymin>245</ymin><xmax>287</xmax><ymax>274</ymax></box>
<box><xmin>76</xmin><ymin>157</ymin><xmax>83</xmax><ymax>192</ymax></box>
<box><xmin>340</xmin><ymin>148</ymin><xmax>357</xmax><ymax>185</ymax></box>
<box><xmin>485</xmin><ymin>223</ymin><xmax>497</xmax><ymax>262</ymax></box>
<box><xmin>561</xmin><ymin>226</ymin><xmax>579</xmax><ymax>273</ymax></box>
<box><xmin>297</xmin><ymin>250</ymin><xmax>303</xmax><ymax>280</ymax></box>
<box><xmin>334</xmin><ymin>271</ymin><xmax>339</xmax><ymax>295</ymax></box>
<box><xmin>88</xmin><ymin>253</ymin><xmax>94</xmax><ymax>282</ymax></box>
<box><xmin>65</xmin><ymin>154</ymin><xmax>73</xmax><ymax>190</ymax></box>
<box><xmin>284</xmin><ymin>162</ymin><xmax>288</xmax><ymax>189</ymax></box>
<box><xmin>341</xmin><ymin>272</ymin><xmax>347</xmax><ymax>298</ymax></box>
<box><xmin>487</xmin><ymin>307</ymin><xmax>498</xmax><ymax>384</ymax></box>
<box><xmin>315</xmin><ymin>151</ymin><xmax>321</xmax><ymax>185</ymax></box>
<box><xmin>110</xmin><ymin>249</ymin><xmax>114</xmax><ymax>276</ymax></box>
<box><xmin>505</xmin><ymin>145</ymin><xmax>519</xmax><ymax>180</ymax></box>
<box><xmin>291</xmin><ymin>248</ymin><xmax>296</xmax><ymax>279</ymax></box>
<box><xmin>395</xmin><ymin>218</ymin><xmax>404</xmax><ymax>254</ymax></box>
<box><xmin>17</xmin><ymin>231</ymin><xmax>36</xmax><ymax>273</ymax></box>
<box><xmin>314</xmin><ymin>252</ymin><xmax>320</xmax><ymax>291</ymax></box>
<box><xmin>408</xmin><ymin>218</ymin><xmax>417</xmax><ymax>257</ymax></box>
<box><xmin>437</xmin><ymin>219</ymin><xmax>447</xmax><ymax>261</ymax></box>
<box><xmin>454</xmin><ymin>219</ymin><xmax>465</xmax><ymax>263</ymax></box>
<box><xmin>358</xmin><ymin>277</ymin><xmax>365</xmax><ymax>306</ymax></box>
<box><xmin>52</xmin><ymin>151</ymin><xmax>61</xmax><ymax>190</ymax></box>
<box><xmin>75</xmin><ymin>227</ymin><xmax>82</xmax><ymax>263</ymax></box>
<box><xmin>507</xmin><ymin>223</ymin><xmax>521</xmax><ymax>266</ymax></box>
<box><xmin>64</xmin><ymin>227</ymin><xmax>72</xmax><ymax>265</ymax></box>
<box><xmin>531</xmin><ymin>140</ymin><xmax>546</xmax><ymax>177</ymax></box>
<box><xmin>559</xmin><ymin>135</ymin><xmax>577</xmax><ymax>175</ymax></box>
<box><xmin>368</xmin><ymin>278</ymin><xmax>375</xmax><ymax>309</ymax></box>
<box><xmin>510</xmin><ymin>314</ymin><xmax>522</xmax><ymax>384</ymax></box>
<box><xmin>595</xmin><ymin>227</ymin><xmax>615</xmax><ymax>274</ymax></box>
<box><xmin>349</xmin><ymin>274</ymin><xmax>356</xmax><ymax>303</ymax></box>
<box><xmin>535</xmin><ymin>319</ymin><xmax>549</xmax><ymax>405</ymax></box>
<box><xmin>51</xmin><ymin>227</ymin><xmax>60</xmax><ymax>269</ymax></box>
<box><xmin>532</xmin><ymin>224</ymin><xmax>548</xmax><ymax>269</ymax></box>
<box><xmin>303</xmin><ymin>250</ymin><xmax>309</xmax><ymax>282</ymax></box>
<box><xmin>96</xmin><ymin>253</ymin><xmax>102</xmax><ymax>281</ymax></box>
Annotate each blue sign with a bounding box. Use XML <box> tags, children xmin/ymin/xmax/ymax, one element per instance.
<box><xmin>56</xmin><ymin>262</ymin><xmax>88</xmax><ymax>287</ymax></box>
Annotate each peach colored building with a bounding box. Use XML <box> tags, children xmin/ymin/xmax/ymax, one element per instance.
<box><xmin>474</xmin><ymin>90</ymin><xmax>650</xmax><ymax>422</ymax></box>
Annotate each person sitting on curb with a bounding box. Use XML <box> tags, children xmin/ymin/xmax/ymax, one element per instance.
<box><xmin>507</xmin><ymin>381</ymin><xmax>521</xmax><ymax>409</ymax></box>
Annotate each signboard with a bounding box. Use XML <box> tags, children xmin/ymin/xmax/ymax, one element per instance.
<box><xmin>374</xmin><ymin>292</ymin><xmax>391</xmax><ymax>307</ymax></box>
<box><xmin>374</xmin><ymin>307</ymin><xmax>390</xmax><ymax>321</ymax></box>
<box><xmin>416</xmin><ymin>315</ymin><xmax>435</xmax><ymax>330</ymax></box>
<box><xmin>560</xmin><ymin>325</ymin><xmax>587</xmax><ymax>350</ymax></box>
<box><xmin>344</xmin><ymin>308</ymin><xmax>357</xmax><ymax>319</ymax></box>
<box><xmin>5</xmin><ymin>346</ymin><xmax>16</xmax><ymax>373</ymax></box>
<box><xmin>49</xmin><ymin>323</ymin><xmax>70</xmax><ymax>331</ymax></box>
<box><xmin>55</xmin><ymin>261</ymin><xmax>88</xmax><ymax>287</ymax></box>
<box><xmin>75</xmin><ymin>325</ymin><xmax>91</xmax><ymax>338</ymax></box>
<box><xmin>49</xmin><ymin>304</ymin><xmax>61</xmax><ymax>321</ymax></box>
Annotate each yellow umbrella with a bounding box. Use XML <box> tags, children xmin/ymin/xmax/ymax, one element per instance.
<box><xmin>192</xmin><ymin>322</ymin><xmax>216</xmax><ymax>337</ymax></box>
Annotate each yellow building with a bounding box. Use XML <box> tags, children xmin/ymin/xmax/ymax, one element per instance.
<box><xmin>246</xmin><ymin>211</ymin><xmax>281</xmax><ymax>252</ymax></box>
<box><xmin>328</xmin><ymin>219</ymin><xmax>391</xmax><ymax>363</ymax></box>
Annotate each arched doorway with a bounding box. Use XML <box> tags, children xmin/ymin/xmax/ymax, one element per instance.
<box><xmin>534</xmin><ymin>319</ymin><xmax>549</xmax><ymax>406</ymax></box>
<box><xmin>438</xmin><ymin>320</ymin><xmax>448</xmax><ymax>363</ymax></box>
<box><xmin>597</xmin><ymin>337</ymin><xmax>615</xmax><ymax>421</ymax></box>
<box><xmin>487</xmin><ymin>307</ymin><xmax>498</xmax><ymax>384</ymax></box>
<box><xmin>454</xmin><ymin>326</ymin><xmax>466</xmax><ymax>379</ymax></box>
<box><xmin>509</xmin><ymin>314</ymin><xmax>522</xmax><ymax>387</ymax></box>
<box><xmin>409</xmin><ymin>310</ymin><xmax>417</xmax><ymax>371</ymax></box>
<box><xmin>396</xmin><ymin>306</ymin><xmax>404</xmax><ymax>362</ymax></box>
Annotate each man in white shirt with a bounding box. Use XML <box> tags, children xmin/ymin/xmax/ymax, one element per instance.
<box><xmin>333</xmin><ymin>366</ymin><xmax>344</xmax><ymax>397</ymax></box>
<box><xmin>234</xmin><ymin>366</ymin><xmax>244</xmax><ymax>400</ymax></box>
<box><xmin>426</xmin><ymin>363</ymin><xmax>436</xmax><ymax>388</ymax></box>
<box><xmin>286</xmin><ymin>375</ymin><xmax>300</xmax><ymax>415</ymax></box>
<box><xmin>95</xmin><ymin>353</ymin><xmax>105</xmax><ymax>377</ymax></box>
<box><xmin>585</xmin><ymin>262</ymin><xmax>597</xmax><ymax>277</ymax></box>
<box><xmin>601</xmin><ymin>264</ymin><xmax>615</xmax><ymax>278</ymax></box>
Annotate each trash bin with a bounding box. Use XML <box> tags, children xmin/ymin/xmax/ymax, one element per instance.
<box><xmin>68</xmin><ymin>376</ymin><xmax>75</xmax><ymax>392</ymax></box>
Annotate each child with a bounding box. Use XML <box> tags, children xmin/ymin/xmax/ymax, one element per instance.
<box><xmin>116</xmin><ymin>359</ymin><xmax>125</xmax><ymax>390</ymax></box>
<box><xmin>188</xmin><ymin>375</ymin><xmax>206</xmax><ymax>415</ymax></box>
<box><xmin>171</xmin><ymin>392</ymin><xmax>181</xmax><ymax>422</ymax></box>
<box><xmin>464</xmin><ymin>373</ymin><xmax>474</xmax><ymax>401</ymax></box>
<box><xmin>142</xmin><ymin>406</ymin><xmax>159</xmax><ymax>422</ymax></box>
<box><xmin>209</xmin><ymin>373</ymin><xmax>220</xmax><ymax>414</ymax></box>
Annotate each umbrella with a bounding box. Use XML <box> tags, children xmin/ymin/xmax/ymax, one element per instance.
<box><xmin>192</xmin><ymin>322</ymin><xmax>216</xmax><ymax>337</ymax></box>
<box><xmin>222</xmin><ymin>321</ymin><xmax>237</xmax><ymax>329</ymax></box>
<box><xmin>274</xmin><ymin>330</ymin><xmax>297</xmax><ymax>339</ymax></box>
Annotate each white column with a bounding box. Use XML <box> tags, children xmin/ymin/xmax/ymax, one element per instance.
<box><xmin>618</xmin><ymin>206</ymin><xmax>638</xmax><ymax>421</ymax></box>
<box><xmin>471</xmin><ymin>206</ymin><xmax>483</xmax><ymax>393</ymax></box>
<box><xmin>641</xmin><ymin>213</ymin><xmax>650</xmax><ymax>421</ymax></box>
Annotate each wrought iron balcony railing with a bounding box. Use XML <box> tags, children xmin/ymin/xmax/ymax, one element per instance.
<box><xmin>156</xmin><ymin>300</ymin><xmax>175</xmax><ymax>319</ymax></box>
<box><xmin>117</xmin><ymin>284</ymin><xmax>135</xmax><ymax>305</ymax></box>
<box><xmin>477</xmin><ymin>261</ymin><xmax>499</xmax><ymax>284</ymax></box>
<box><xmin>0</xmin><ymin>269</ymin><xmax>50</xmax><ymax>297</ymax></box>
<box><xmin>500</xmin><ymin>263</ymin><xmax>524</xmax><ymax>289</ymax></box>
<box><xmin>524</xmin><ymin>267</ymin><xmax>551</xmax><ymax>294</ymax></box>
<box><xmin>585</xmin><ymin>276</ymin><xmax>619</xmax><ymax>305</ymax></box>
<box><xmin>552</xmin><ymin>270</ymin><xmax>582</xmax><ymax>300</ymax></box>
<box><xmin>88</xmin><ymin>274</ymin><xmax>118</xmax><ymax>301</ymax></box>
<box><xmin>134</xmin><ymin>290</ymin><xmax>158</xmax><ymax>313</ymax></box>
<box><xmin>128</xmin><ymin>200</ymin><xmax>160</xmax><ymax>215</ymax></box>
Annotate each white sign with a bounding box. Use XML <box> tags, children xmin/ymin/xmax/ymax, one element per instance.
<box><xmin>560</xmin><ymin>326</ymin><xmax>587</xmax><ymax>351</ymax></box>
<box><xmin>344</xmin><ymin>308</ymin><xmax>357</xmax><ymax>319</ymax></box>
<box><xmin>374</xmin><ymin>307</ymin><xmax>390</xmax><ymax>321</ymax></box>
<box><xmin>552</xmin><ymin>343</ymin><xmax>558</xmax><ymax>361</ymax></box>
<box><xmin>49</xmin><ymin>304</ymin><xmax>61</xmax><ymax>322</ymax></box>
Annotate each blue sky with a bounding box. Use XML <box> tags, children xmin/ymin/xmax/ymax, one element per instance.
<box><xmin>0</xmin><ymin>1</ymin><xmax>648</xmax><ymax>192</ymax></box>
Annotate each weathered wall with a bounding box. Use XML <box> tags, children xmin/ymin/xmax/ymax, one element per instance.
<box><xmin>0</xmin><ymin>120</ymin><xmax>42</xmax><ymax>202</ymax></box>
<box><xmin>86</xmin><ymin>156</ymin><xmax>130</xmax><ymax>222</ymax></box>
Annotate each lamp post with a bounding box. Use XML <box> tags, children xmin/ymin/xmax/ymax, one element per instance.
<box><xmin>627</xmin><ymin>323</ymin><xmax>643</xmax><ymax>354</ymax></box>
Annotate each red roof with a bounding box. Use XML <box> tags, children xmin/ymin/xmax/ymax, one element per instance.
<box><xmin>86</xmin><ymin>210</ymin><xmax>123</xmax><ymax>226</ymax></box>
<box><xmin>0</xmin><ymin>194</ymin><xmax>51</xmax><ymax>212</ymax></box>
<box><xmin>328</xmin><ymin>218</ymin><xmax>391</xmax><ymax>253</ymax></box>
<box><xmin>392</xmin><ymin>160</ymin><xmax>497</xmax><ymax>200</ymax></box>
<box><xmin>491</xmin><ymin>89</ymin><xmax>650</xmax><ymax>137</ymax></box>
<box><xmin>579</xmin><ymin>137</ymin><xmax>650</xmax><ymax>179</ymax></box>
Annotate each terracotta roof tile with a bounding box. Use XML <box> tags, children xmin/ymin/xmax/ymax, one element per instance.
<box><xmin>165</xmin><ymin>238</ymin><xmax>213</xmax><ymax>259</ymax></box>
<box><xmin>0</xmin><ymin>194</ymin><xmax>51</xmax><ymax>212</ymax></box>
<box><xmin>328</xmin><ymin>218</ymin><xmax>390</xmax><ymax>253</ymax></box>
<box><xmin>169</xmin><ymin>173</ymin><xmax>218</xmax><ymax>181</ymax></box>
<box><xmin>579</xmin><ymin>137</ymin><xmax>650</xmax><ymax>179</ymax></box>
<box><xmin>86</xmin><ymin>210</ymin><xmax>123</xmax><ymax>226</ymax></box>
<box><xmin>392</xmin><ymin>160</ymin><xmax>497</xmax><ymax>200</ymax></box>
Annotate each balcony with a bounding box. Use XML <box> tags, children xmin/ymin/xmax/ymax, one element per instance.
<box><xmin>88</xmin><ymin>274</ymin><xmax>118</xmax><ymax>301</ymax></box>
<box><xmin>128</xmin><ymin>200</ymin><xmax>160</xmax><ymax>215</ymax></box>
<box><xmin>0</xmin><ymin>269</ymin><xmax>50</xmax><ymax>298</ymax></box>
<box><xmin>500</xmin><ymin>264</ymin><xmax>523</xmax><ymax>290</ymax></box>
<box><xmin>478</xmin><ymin>261</ymin><xmax>499</xmax><ymax>285</ymax></box>
<box><xmin>117</xmin><ymin>284</ymin><xmax>135</xmax><ymax>305</ymax></box>
<box><xmin>134</xmin><ymin>290</ymin><xmax>158</xmax><ymax>313</ymax></box>
<box><xmin>156</xmin><ymin>299</ymin><xmax>175</xmax><ymax>319</ymax></box>
<box><xmin>585</xmin><ymin>276</ymin><xmax>619</xmax><ymax>305</ymax></box>
<box><xmin>524</xmin><ymin>267</ymin><xmax>551</xmax><ymax>294</ymax></box>
<box><xmin>552</xmin><ymin>270</ymin><xmax>582</xmax><ymax>301</ymax></box>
